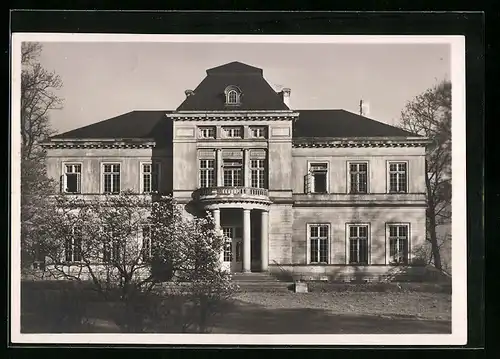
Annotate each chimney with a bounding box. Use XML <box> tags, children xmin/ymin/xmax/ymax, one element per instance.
<box><xmin>359</xmin><ymin>99</ymin><xmax>370</xmax><ymax>117</ymax></box>
<box><xmin>185</xmin><ymin>89</ymin><xmax>194</xmax><ymax>98</ymax></box>
<box><xmin>281</xmin><ymin>87</ymin><xmax>291</xmax><ymax>108</ymax></box>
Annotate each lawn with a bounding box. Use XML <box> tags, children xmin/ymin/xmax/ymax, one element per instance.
<box><xmin>20</xmin><ymin>280</ymin><xmax>451</xmax><ymax>334</ymax></box>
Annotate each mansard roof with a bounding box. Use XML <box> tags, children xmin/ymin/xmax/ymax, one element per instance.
<box><xmin>294</xmin><ymin>110</ymin><xmax>417</xmax><ymax>138</ymax></box>
<box><xmin>49</xmin><ymin>109</ymin><xmax>418</xmax><ymax>145</ymax></box>
<box><xmin>176</xmin><ymin>61</ymin><xmax>290</xmax><ymax>111</ymax></box>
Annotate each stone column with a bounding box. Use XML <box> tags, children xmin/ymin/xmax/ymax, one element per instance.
<box><xmin>216</xmin><ymin>149</ymin><xmax>223</xmax><ymax>187</ymax></box>
<box><xmin>244</xmin><ymin>149</ymin><xmax>250</xmax><ymax>187</ymax></box>
<box><xmin>242</xmin><ymin>208</ymin><xmax>251</xmax><ymax>272</ymax></box>
<box><xmin>213</xmin><ymin>209</ymin><xmax>223</xmax><ymax>264</ymax></box>
<box><xmin>260</xmin><ymin>210</ymin><xmax>269</xmax><ymax>272</ymax></box>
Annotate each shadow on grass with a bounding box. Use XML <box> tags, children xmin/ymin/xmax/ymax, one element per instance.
<box><xmin>211</xmin><ymin>300</ymin><xmax>451</xmax><ymax>334</ymax></box>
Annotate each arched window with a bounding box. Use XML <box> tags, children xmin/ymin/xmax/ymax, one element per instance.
<box><xmin>227</xmin><ymin>90</ymin><xmax>238</xmax><ymax>104</ymax></box>
<box><xmin>224</xmin><ymin>85</ymin><xmax>241</xmax><ymax>105</ymax></box>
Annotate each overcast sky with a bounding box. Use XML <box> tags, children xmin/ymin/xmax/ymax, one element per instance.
<box><xmin>36</xmin><ymin>41</ymin><xmax>451</xmax><ymax>135</ymax></box>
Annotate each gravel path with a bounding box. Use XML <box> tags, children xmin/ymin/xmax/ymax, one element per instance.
<box><xmin>233</xmin><ymin>291</ymin><xmax>451</xmax><ymax>321</ymax></box>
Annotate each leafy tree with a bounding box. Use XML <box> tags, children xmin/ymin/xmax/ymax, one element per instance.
<box><xmin>20</xmin><ymin>42</ymin><xmax>63</xmax><ymax>268</ymax></box>
<box><xmin>399</xmin><ymin>80</ymin><xmax>451</xmax><ymax>270</ymax></box>
<box><xmin>37</xmin><ymin>191</ymin><xmax>236</xmax><ymax>332</ymax></box>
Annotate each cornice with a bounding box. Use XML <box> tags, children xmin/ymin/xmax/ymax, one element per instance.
<box><xmin>41</xmin><ymin>139</ymin><xmax>156</xmax><ymax>149</ymax></box>
<box><xmin>168</xmin><ymin>111</ymin><xmax>299</xmax><ymax>121</ymax></box>
<box><xmin>293</xmin><ymin>137</ymin><xmax>430</xmax><ymax>148</ymax></box>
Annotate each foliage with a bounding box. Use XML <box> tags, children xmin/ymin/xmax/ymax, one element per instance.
<box><xmin>35</xmin><ymin>191</ymin><xmax>236</xmax><ymax>332</ymax></box>
<box><xmin>399</xmin><ymin>80</ymin><xmax>452</xmax><ymax>270</ymax></box>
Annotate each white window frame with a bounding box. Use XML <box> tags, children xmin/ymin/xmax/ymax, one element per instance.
<box><xmin>198</xmin><ymin>126</ymin><xmax>216</xmax><ymax>139</ymax></box>
<box><xmin>387</xmin><ymin>160</ymin><xmax>409</xmax><ymax>194</ymax></box>
<box><xmin>65</xmin><ymin>226</ymin><xmax>83</xmax><ymax>263</ymax></box>
<box><xmin>222</xmin><ymin>159</ymin><xmax>243</xmax><ymax>187</ymax></box>
<box><xmin>222</xmin><ymin>126</ymin><xmax>243</xmax><ymax>139</ymax></box>
<box><xmin>61</xmin><ymin>162</ymin><xmax>83</xmax><ymax>194</ymax></box>
<box><xmin>347</xmin><ymin>161</ymin><xmax>369</xmax><ymax>194</ymax></box>
<box><xmin>249</xmin><ymin>126</ymin><xmax>267</xmax><ymax>139</ymax></box>
<box><xmin>250</xmin><ymin>159</ymin><xmax>266</xmax><ymax>189</ymax></box>
<box><xmin>306</xmin><ymin>223</ymin><xmax>331</xmax><ymax>264</ymax></box>
<box><xmin>140</xmin><ymin>161</ymin><xmax>161</xmax><ymax>193</ymax></box>
<box><xmin>305</xmin><ymin>161</ymin><xmax>330</xmax><ymax>194</ymax></box>
<box><xmin>226</xmin><ymin>90</ymin><xmax>240</xmax><ymax>104</ymax></box>
<box><xmin>386</xmin><ymin>223</ymin><xmax>411</xmax><ymax>265</ymax></box>
<box><xmin>199</xmin><ymin>159</ymin><xmax>216</xmax><ymax>188</ymax></box>
<box><xmin>101</xmin><ymin>162</ymin><xmax>122</xmax><ymax>194</ymax></box>
<box><xmin>346</xmin><ymin>223</ymin><xmax>371</xmax><ymax>265</ymax></box>
<box><xmin>101</xmin><ymin>225</ymin><xmax>124</xmax><ymax>264</ymax></box>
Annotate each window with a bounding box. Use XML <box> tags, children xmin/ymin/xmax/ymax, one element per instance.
<box><xmin>250</xmin><ymin>126</ymin><xmax>266</xmax><ymax>138</ymax></box>
<box><xmin>103</xmin><ymin>164</ymin><xmax>121</xmax><ymax>194</ymax></box>
<box><xmin>65</xmin><ymin>226</ymin><xmax>82</xmax><ymax>262</ymax></box>
<box><xmin>199</xmin><ymin>160</ymin><xmax>215</xmax><ymax>188</ymax></box>
<box><xmin>141</xmin><ymin>224</ymin><xmax>152</xmax><ymax>262</ymax></box>
<box><xmin>223</xmin><ymin>159</ymin><xmax>242</xmax><ymax>187</ymax></box>
<box><xmin>389</xmin><ymin>162</ymin><xmax>408</xmax><ymax>193</ymax></box>
<box><xmin>222</xmin><ymin>126</ymin><xmax>243</xmax><ymax>138</ymax></box>
<box><xmin>102</xmin><ymin>227</ymin><xmax>123</xmax><ymax>263</ymax></box>
<box><xmin>199</xmin><ymin>126</ymin><xmax>216</xmax><ymax>139</ymax></box>
<box><xmin>63</xmin><ymin>164</ymin><xmax>82</xmax><ymax>193</ymax></box>
<box><xmin>309</xmin><ymin>224</ymin><xmax>329</xmax><ymax>263</ymax></box>
<box><xmin>388</xmin><ymin>224</ymin><xmax>409</xmax><ymax>265</ymax></box>
<box><xmin>349</xmin><ymin>162</ymin><xmax>368</xmax><ymax>193</ymax></box>
<box><xmin>348</xmin><ymin>225</ymin><xmax>369</xmax><ymax>264</ymax></box>
<box><xmin>305</xmin><ymin>163</ymin><xmax>328</xmax><ymax>193</ymax></box>
<box><xmin>142</xmin><ymin>163</ymin><xmax>160</xmax><ymax>193</ymax></box>
<box><xmin>222</xmin><ymin>227</ymin><xmax>242</xmax><ymax>262</ymax></box>
<box><xmin>250</xmin><ymin>159</ymin><xmax>266</xmax><ymax>188</ymax></box>
<box><xmin>227</xmin><ymin>90</ymin><xmax>239</xmax><ymax>104</ymax></box>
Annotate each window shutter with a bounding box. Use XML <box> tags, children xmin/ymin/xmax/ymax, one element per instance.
<box><xmin>60</xmin><ymin>175</ymin><xmax>65</xmax><ymax>193</ymax></box>
<box><xmin>304</xmin><ymin>171</ymin><xmax>312</xmax><ymax>193</ymax></box>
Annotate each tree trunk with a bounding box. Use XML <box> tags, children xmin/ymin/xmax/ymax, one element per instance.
<box><xmin>425</xmin><ymin>167</ymin><xmax>443</xmax><ymax>270</ymax></box>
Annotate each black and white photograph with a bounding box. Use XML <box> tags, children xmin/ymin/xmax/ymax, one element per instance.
<box><xmin>10</xmin><ymin>33</ymin><xmax>467</xmax><ymax>346</ymax></box>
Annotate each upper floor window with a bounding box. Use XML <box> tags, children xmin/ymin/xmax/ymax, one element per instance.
<box><xmin>388</xmin><ymin>224</ymin><xmax>409</xmax><ymax>265</ymax></box>
<box><xmin>222</xmin><ymin>126</ymin><xmax>243</xmax><ymax>139</ymax></box>
<box><xmin>349</xmin><ymin>162</ymin><xmax>368</xmax><ymax>194</ymax></box>
<box><xmin>223</xmin><ymin>159</ymin><xmax>243</xmax><ymax>187</ymax></box>
<box><xmin>199</xmin><ymin>159</ymin><xmax>215</xmax><ymax>188</ymax></box>
<box><xmin>348</xmin><ymin>224</ymin><xmax>369</xmax><ymax>265</ymax></box>
<box><xmin>388</xmin><ymin>162</ymin><xmax>408</xmax><ymax>193</ymax></box>
<box><xmin>308</xmin><ymin>224</ymin><xmax>329</xmax><ymax>264</ymax></box>
<box><xmin>102</xmin><ymin>164</ymin><xmax>121</xmax><ymax>194</ymax></box>
<box><xmin>224</xmin><ymin>85</ymin><xmax>242</xmax><ymax>105</ymax></box>
<box><xmin>142</xmin><ymin>162</ymin><xmax>160</xmax><ymax>193</ymax></box>
<box><xmin>305</xmin><ymin>162</ymin><xmax>328</xmax><ymax>194</ymax></box>
<box><xmin>250</xmin><ymin>159</ymin><xmax>266</xmax><ymax>189</ymax></box>
<box><xmin>63</xmin><ymin>163</ymin><xmax>82</xmax><ymax>193</ymax></box>
<box><xmin>198</xmin><ymin>126</ymin><xmax>216</xmax><ymax>139</ymax></box>
<box><xmin>250</xmin><ymin>126</ymin><xmax>267</xmax><ymax>139</ymax></box>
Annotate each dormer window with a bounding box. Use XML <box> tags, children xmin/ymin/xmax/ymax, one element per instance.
<box><xmin>224</xmin><ymin>85</ymin><xmax>242</xmax><ymax>105</ymax></box>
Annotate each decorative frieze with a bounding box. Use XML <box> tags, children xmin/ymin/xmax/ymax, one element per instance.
<box><xmin>293</xmin><ymin>138</ymin><xmax>430</xmax><ymax>148</ymax></box>
<box><xmin>198</xmin><ymin>149</ymin><xmax>216</xmax><ymax>159</ymax></box>
<box><xmin>250</xmin><ymin>149</ymin><xmax>266</xmax><ymax>159</ymax></box>
<box><xmin>168</xmin><ymin>111</ymin><xmax>299</xmax><ymax>122</ymax></box>
<box><xmin>40</xmin><ymin>140</ymin><xmax>156</xmax><ymax>150</ymax></box>
<box><xmin>222</xmin><ymin>149</ymin><xmax>243</xmax><ymax>159</ymax></box>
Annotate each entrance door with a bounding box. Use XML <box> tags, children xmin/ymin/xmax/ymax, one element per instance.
<box><xmin>222</xmin><ymin>227</ymin><xmax>243</xmax><ymax>272</ymax></box>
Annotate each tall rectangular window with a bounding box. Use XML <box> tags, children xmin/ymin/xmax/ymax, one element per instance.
<box><xmin>388</xmin><ymin>224</ymin><xmax>409</xmax><ymax>265</ymax></box>
<box><xmin>222</xmin><ymin>227</ymin><xmax>234</xmax><ymax>262</ymax></box>
<box><xmin>348</xmin><ymin>225</ymin><xmax>369</xmax><ymax>264</ymax></box>
<box><xmin>223</xmin><ymin>159</ymin><xmax>242</xmax><ymax>187</ymax></box>
<box><xmin>65</xmin><ymin>226</ymin><xmax>82</xmax><ymax>262</ymax></box>
<box><xmin>305</xmin><ymin>163</ymin><xmax>328</xmax><ymax>193</ymax></box>
<box><xmin>250</xmin><ymin>159</ymin><xmax>266</xmax><ymax>188</ymax></box>
<box><xmin>389</xmin><ymin>162</ymin><xmax>408</xmax><ymax>193</ymax></box>
<box><xmin>63</xmin><ymin>164</ymin><xmax>82</xmax><ymax>193</ymax></box>
<box><xmin>142</xmin><ymin>163</ymin><xmax>160</xmax><ymax>193</ymax></box>
<box><xmin>103</xmin><ymin>164</ymin><xmax>121</xmax><ymax>194</ymax></box>
<box><xmin>102</xmin><ymin>227</ymin><xmax>123</xmax><ymax>263</ymax></box>
<box><xmin>309</xmin><ymin>224</ymin><xmax>329</xmax><ymax>264</ymax></box>
<box><xmin>349</xmin><ymin>162</ymin><xmax>368</xmax><ymax>193</ymax></box>
<box><xmin>199</xmin><ymin>159</ymin><xmax>215</xmax><ymax>188</ymax></box>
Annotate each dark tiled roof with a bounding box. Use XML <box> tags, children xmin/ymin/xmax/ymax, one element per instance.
<box><xmin>293</xmin><ymin>110</ymin><xmax>419</xmax><ymax>138</ymax></box>
<box><xmin>177</xmin><ymin>61</ymin><xmax>289</xmax><ymax>111</ymax></box>
<box><xmin>50</xmin><ymin>110</ymin><xmax>174</xmax><ymax>147</ymax></box>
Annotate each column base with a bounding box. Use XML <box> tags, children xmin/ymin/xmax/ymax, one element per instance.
<box><xmin>242</xmin><ymin>269</ymin><xmax>252</xmax><ymax>273</ymax></box>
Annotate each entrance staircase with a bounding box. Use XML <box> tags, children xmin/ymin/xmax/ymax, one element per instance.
<box><xmin>231</xmin><ymin>272</ymin><xmax>293</xmax><ymax>293</ymax></box>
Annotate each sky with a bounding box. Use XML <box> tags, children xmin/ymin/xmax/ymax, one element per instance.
<box><xmin>36</xmin><ymin>41</ymin><xmax>451</xmax><ymax>135</ymax></box>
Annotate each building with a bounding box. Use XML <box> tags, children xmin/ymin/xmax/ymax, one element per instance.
<box><xmin>42</xmin><ymin>61</ymin><xmax>429</xmax><ymax>280</ymax></box>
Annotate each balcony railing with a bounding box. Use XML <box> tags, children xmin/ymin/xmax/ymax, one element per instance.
<box><xmin>194</xmin><ymin>186</ymin><xmax>270</xmax><ymax>203</ymax></box>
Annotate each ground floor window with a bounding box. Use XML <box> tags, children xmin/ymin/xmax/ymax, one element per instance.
<box><xmin>65</xmin><ymin>226</ymin><xmax>82</xmax><ymax>262</ymax></box>
<box><xmin>388</xmin><ymin>224</ymin><xmax>409</xmax><ymax>265</ymax></box>
<box><xmin>348</xmin><ymin>225</ymin><xmax>369</xmax><ymax>264</ymax></box>
<box><xmin>309</xmin><ymin>224</ymin><xmax>329</xmax><ymax>263</ymax></box>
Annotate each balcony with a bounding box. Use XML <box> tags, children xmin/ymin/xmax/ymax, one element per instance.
<box><xmin>193</xmin><ymin>186</ymin><xmax>271</xmax><ymax>207</ymax></box>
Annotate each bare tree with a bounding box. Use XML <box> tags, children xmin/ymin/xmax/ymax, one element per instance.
<box><xmin>37</xmin><ymin>191</ymin><xmax>236</xmax><ymax>332</ymax></box>
<box><xmin>20</xmin><ymin>42</ymin><xmax>63</xmax><ymax>268</ymax></box>
<box><xmin>399</xmin><ymin>80</ymin><xmax>451</xmax><ymax>270</ymax></box>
